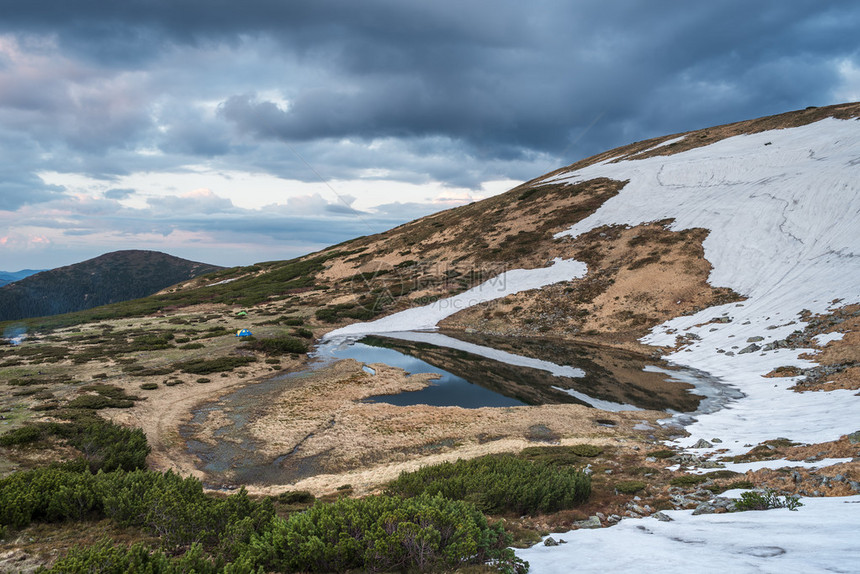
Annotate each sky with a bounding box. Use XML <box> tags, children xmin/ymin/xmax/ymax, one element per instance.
<box><xmin>0</xmin><ymin>1</ymin><xmax>859</xmax><ymax>271</ymax></box>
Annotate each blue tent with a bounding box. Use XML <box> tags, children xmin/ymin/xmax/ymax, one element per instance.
<box><xmin>236</xmin><ymin>329</ymin><xmax>252</xmax><ymax>337</ymax></box>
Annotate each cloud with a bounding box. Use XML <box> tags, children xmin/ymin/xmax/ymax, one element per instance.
<box><xmin>1</xmin><ymin>1</ymin><xmax>859</xmax><ymax>269</ymax></box>
<box><xmin>104</xmin><ymin>188</ymin><xmax>134</xmax><ymax>200</ymax></box>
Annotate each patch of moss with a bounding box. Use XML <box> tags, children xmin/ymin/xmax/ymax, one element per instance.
<box><xmin>614</xmin><ymin>480</ymin><xmax>647</xmax><ymax>494</ymax></box>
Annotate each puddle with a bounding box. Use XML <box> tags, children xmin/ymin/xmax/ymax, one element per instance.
<box><xmin>182</xmin><ymin>330</ymin><xmax>732</xmax><ymax>486</ymax></box>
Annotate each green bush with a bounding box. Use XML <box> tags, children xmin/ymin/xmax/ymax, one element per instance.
<box><xmin>46</xmin><ymin>540</ymin><xmax>218</xmax><ymax>574</ymax></box>
<box><xmin>518</xmin><ymin>445</ymin><xmax>602</xmax><ymax>466</ymax></box>
<box><xmin>245</xmin><ymin>493</ymin><xmax>524</xmax><ymax>573</ymax></box>
<box><xmin>244</xmin><ymin>335</ymin><xmax>308</xmax><ymax>355</ymax></box>
<box><xmin>65</xmin><ymin>394</ymin><xmax>134</xmax><ymax>410</ymax></box>
<box><xmin>276</xmin><ymin>490</ymin><xmax>315</xmax><ymax>505</ymax></box>
<box><xmin>0</xmin><ymin>467</ymin><xmax>273</xmax><ymax>554</ymax></box>
<box><xmin>179</xmin><ymin>342</ymin><xmax>205</xmax><ymax>350</ymax></box>
<box><xmin>58</xmin><ymin>421</ymin><xmax>150</xmax><ymax>472</ymax></box>
<box><xmin>139</xmin><ymin>383</ymin><xmax>158</xmax><ymax>390</ymax></box>
<box><xmin>65</xmin><ymin>384</ymin><xmax>139</xmax><ymax>410</ymax></box>
<box><xmin>669</xmin><ymin>474</ymin><xmax>709</xmax><ymax>487</ymax></box>
<box><xmin>705</xmin><ymin>470</ymin><xmax>743</xmax><ymax>479</ymax></box>
<box><xmin>292</xmin><ymin>327</ymin><xmax>314</xmax><ymax>339</ymax></box>
<box><xmin>648</xmin><ymin>449</ymin><xmax>676</xmax><ymax>459</ymax></box>
<box><xmin>175</xmin><ymin>356</ymin><xmax>256</xmax><ymax>374</ymax></box>
<box><xmin>735</xmin><ymin>489</ymin><xmax>802</xmax><ymax>512</ymax></box>
<box><xmin>614</xmin><ymin>480</ymin><xmax>646</xmax><ymax>494</ymax></box>
<box><xmin>0</xmin><ymin>425</ymin><xmax>46</xmax><ymax>447</ymax></box>
<box><xmin>386</xmin><ymin>454</ymin><xmax>591</xmax><ymax>515</ymax></box>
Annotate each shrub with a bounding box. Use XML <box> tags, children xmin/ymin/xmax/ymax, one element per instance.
<box><xmin>45</xmin><ymin>540</ymin><xmax>215</xmax><ymax>573</ymax></box>
<box><xmin>614</xmin><ymin>480</ymin><xmax>646</xmax><ymax>494</ymax></box>
<box><xmin>292</xmin><ymin>327</ymin><xmax>314</xmax><ymax>339</ymax></box>
<box><xmin>65</xmin><ymin>384</ymin><xmax>139</xmax><ymax>410</ymax></box>
<box><xmin>179</xmin><ymin>343</ymin><xmax>205</xmax><ymax>350</ymax></box>
<box><xmin>196</xmin><ymin>378</ymin><xmax>211</xmax><ymax>384</ymax></box>
<box><xmin>648</xmin><ymin>449</ymin><xmax>676</xmax><ymax>459</ymax></box>
<box><xmin>669</xmin><ymin>474</ymin><xmax>709</xmax><ymax>487</ymax></box>
<box><xmin>568</xmin><ymin>444</ymin><xmax>603</xmax><ymax>457</ymax></box>
<box><xmin>66</xmin><ymin>394</ymin><xmax>133</xmax><ymax>410</ymax></box>
<box><xmin>244</xmin><ymin>335</ymin><xmax>308</xmax><ymax>355</ymax></box>
<box><xmin>245</xmin><ymin>494</ymin><xmax>523</xmax><ymax>573</ymax></box>
<box><xmin>139</xmin><ymin>383</ymin><xmax>158</xmax><ymax>390</ymax></box>
<box><xmin>518</xmin><ymin>445</ymin><xmax>603</xmax><ymax>466</ymax></box>
<box><xmin>0</xmin><ymin>425</ymin><xmax>46</xmax><ymax>447</ymax></box>
<box><xmin>735</xmin><ymin>489</ymin><xmax>802</xmax><ymax>512</ymax></box>
<box><xmin>174</xmin><ymin>356</ymin><xmax>256</xmax><ymax>374</ymax></box>
<box><xmin>386</xmin><ymin>454</ymin><xmax>591</xmax><ymax>515</ymax></box>
<box><xmin>60</xmin><ymin>420</ymin><xmax>150</xmax><ymax>472</ymax></box>
<box><xmin>705</xmin><ymin>470</ymin><xmax>743</xmax><ymax>479</ymax></box>
<box><xmin>277</xmin><ymin>490</ymin><xmax>315</xmax><ymax>505</ymax></box>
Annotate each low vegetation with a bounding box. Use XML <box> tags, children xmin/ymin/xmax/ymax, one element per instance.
<box><xmin>735</xmin><ymin>489</ymin><xmax>803</xmax><ymax>512</ymax></box>
<box><xmin>243</xmin><ymin>334</ymin><xmax>309</xmax><ymax>355</ymax></box>
<box><xmin>174</xmin><ymin>356</ymin><xmax>257</xmax><ymax>375</ymax></box>
<box><xmin>385</xmin><ymin>454</ymin><xmax>592</xmax><ymax>515</ymax></box>
<box><xmin>0</xmin><ymin>415</ymin><xmax>528</xmax><ymax>573</ymax></box>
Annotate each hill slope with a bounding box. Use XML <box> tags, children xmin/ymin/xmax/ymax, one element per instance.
<box><xmin>0</xmin><ymin>270</ymin><xmax>43</xmax><ymax>288</ymax></box>
<box><xmin>0</xmin><ymin>250</ymin><xmax>222</xmax><ymax>321</ymax></box>
<box><xmin>324</xmin><ymin>102</ymin><xmax>860</xmax><ymax>452</ymax></box>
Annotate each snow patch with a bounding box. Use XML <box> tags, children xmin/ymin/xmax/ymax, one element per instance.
<box><xmin>813</xmin><ymin>331</ymin><xmax>845</xmax><ymax>346</ymax></box>
<box><xmin>517</xmin><ymin>496</ymin><xmax>860</xmax><ymax>573</ymax></box>
<box><xmin>324</xmin><ymin>257</ymin><xmax>587</xmax><ymax>338</ymax></box>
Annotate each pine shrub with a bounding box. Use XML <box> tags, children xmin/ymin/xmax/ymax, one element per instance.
<box><xmin>386</xmin><ymin>454</ymin><xmax>591</xmax><ymax>515</ymax></box>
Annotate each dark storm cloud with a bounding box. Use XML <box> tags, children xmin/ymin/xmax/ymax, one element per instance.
<box><xmin>2</xmin><ymin>1</ymin><xmax>859</xmax><ymax>269</ymax></box>
<box><xmin>3</xmin><ymin>1</ymin><xmax>858</xmax><ymax>160</ymax></box>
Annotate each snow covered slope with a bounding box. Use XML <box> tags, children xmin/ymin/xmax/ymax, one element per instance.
<box><xmin>509</xmin><ymin>115</ymin><xmax>860</xmax><ymax>573</ymax></box>
<box><xmin>543</xmin><ymin>117</ymin><xmax>860</xmax><ymax>454</ymax></box>
<box><xmin>329</xmin><ymin>116</ymin><xmax>860</xmax><ymax>453</ymax></box>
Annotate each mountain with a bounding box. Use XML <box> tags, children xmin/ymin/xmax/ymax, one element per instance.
<box><xmin>0</xmin><ymin>250</ymin><xmax>223</xmax><ymax>321</ymax></box>
<box><xmin>2</xmin><ymin>103</ymin><xmax>858</xmax><ymax>571</ymax></box>
<box><xmin>0</xmin><ymin>269</ymin><xmax>44</xmax><ymax>287</ymax></box>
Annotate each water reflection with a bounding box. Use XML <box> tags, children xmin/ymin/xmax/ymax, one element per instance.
<box><xmin>322</xmin><ymin>331</ymin><xmax>706</xmax><ymax>413</ymax></box>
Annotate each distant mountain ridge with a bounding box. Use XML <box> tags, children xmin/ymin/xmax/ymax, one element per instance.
<box><xmin>0</xmin><ymin>250</ymin><xmax>223</xmax><ymax>321</ymax></box>
<box><xmin>0</xmin><ymin>269</ymin><xmax>44</xmax><ymax>287</ymax></box>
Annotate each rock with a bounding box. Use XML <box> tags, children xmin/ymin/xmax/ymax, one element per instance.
<box><xmin>692</xmin><ymin>503</ymin><xmax>716</xmax><ymax>515</ymax></box>
<box><xmin>692</xmin><ymin>439</ymin><xmax>713</xmax><ymax>448</ymax></box>
<box><xmin>711</xmin><ymin>437</ymin><xmax>722</xmax><ymax>443</ymax></box>
<box><xmin>847</xmin><ymin>431</ymin><xmax>860</xmax><ymax>444</ymax></box>
<box><xmin>574</xmin><ymin>516</ymin><xmax>602</xmax><ymax>529</ymax></box>
<box><xmin>653</xmin><ymin>512</ymin><xmax>673</xmax><ymax>522</ymax></box>
<box><xmin>607</xmin><ymin>514</ymin><xmax>622</xmax><ymax>524</ymax></box>
<box><xmin>738</xmin><ymin>343</ymin><xmax>761</xmax><ymax>354</ymax></box>
<box><xmin>543</xmin><ymin>536</ymin><xmax>559</xmax><ymax>547</ymax></box>
<box><xmin>747</xmin><ymin>336</ymin><xmax>764</xmax><ymax>342</ymax></box>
